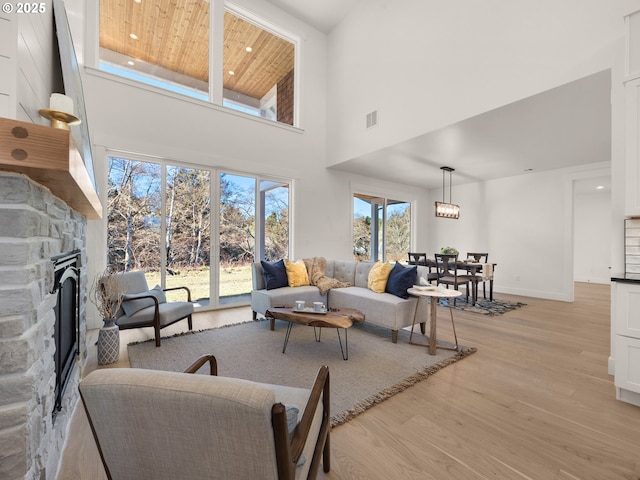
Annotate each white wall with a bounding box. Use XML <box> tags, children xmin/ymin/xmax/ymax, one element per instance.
<box><xmin>574</xmin><ymin>189</ymin><xmax>612</xmax><ymax>284</ymax></box>
<box><xmin>0</xmin><ymin>0</ymin><xmax>61</xmax><ymax>122</ymax></box>
<box><xmin>423</xmin><ymin>163</ymin><xmax>610</xmax><ymax>301</ymax></box>
<box><xmin>326</xmin><ymin>0</ymin><xmax>640</xmax><ymax>165</ymax></box>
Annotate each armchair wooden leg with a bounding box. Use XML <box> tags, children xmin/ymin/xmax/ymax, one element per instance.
<box><xmin>154</xmin><ymin>325</ymin><xmax>161</xmax><ymax>347</ymax></box>
<box><xmin>323</xmin><ymin>431</ymin><xmax>331</xmax><ymax>473</ymax></box>
<box><xmin>188</xmin><ymin>314</ymin><xmax>193</xmax><ymax>331</ymax></box>
<box><xmin>391</xmin><ymin>330</ymin><xmax>398</xmax><ymax>343</ymax></box>
<box><xmin>420</xmin><ymin>322</ymin><xmax>426</xmax><ymax>334</ymax></box>
<box><xmin>253</xmin><ymin>311</ymin><xmax>257</xmax><ymax>321</ymax></box>
<box><xmin>323</xmin><ymin>369</ymin><xmax>331</xmax><ymax>473</ymax></box>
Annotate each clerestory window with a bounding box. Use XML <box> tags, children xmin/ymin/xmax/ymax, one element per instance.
<box><xmin>98</xmin><ymin>0</ymin><xmax>298</xmax><ymax>126</ymax></box>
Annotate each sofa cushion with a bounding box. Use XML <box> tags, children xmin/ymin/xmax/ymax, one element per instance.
<box><xmin>261</xmin><ymin>260</ymin><xmax>288</xmax><ymax>290</ymax></box>
<box><xmin>329</xmin><ymin>286</ymin><xmax>418</xmax><ymax>330</ymax></box>
<box><xmin>368</xmin><ymin>261</ymin><xmax>392</xmax><ymax>293</ymax></box>
<box><xmin>354</xmin><ymin>262</ymin><xmax>373</xmax><ymax>288</ymax></box>
<box><xmin>251</xmin><ymin>286</ymin><xmax>327</xmax><ymax>316</ymax></box>
<box><xmin>332</xmin><ymin>260</ymin><xmax>356</xmax><ymax>284</ymax></box>
<box><xmin>385</xmin><ymin>262</ymin><xmax>417</xmax><ymax>299</ymax></box>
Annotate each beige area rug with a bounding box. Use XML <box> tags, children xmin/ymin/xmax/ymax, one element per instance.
<box><xmin>128</xmin><ymin>320</ymin><xmax>476</xmax><ymax>427</ymax></box>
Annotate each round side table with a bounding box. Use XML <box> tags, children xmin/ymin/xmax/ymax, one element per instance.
<box><xmin>407</xmin><ymin>287</ymin><xmax>462</xmax><ymax>355</ymax></box>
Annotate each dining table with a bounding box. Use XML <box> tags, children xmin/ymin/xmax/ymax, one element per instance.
<box><xmin>408</xmin><ymin>258</ymin><xmax>497</xmax><ymax>306</ymax></box>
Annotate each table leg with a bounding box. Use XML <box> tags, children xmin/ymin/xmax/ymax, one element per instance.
<box><xmin>282</xmin><ymin>322</ymin><xmax>294</xmax><ymax>353</ymax></box>
<box><xmin>410</xmin><ymin>296</ymin><xmax>429</xmax><ymax>347</ymax></box>
<box><xmin>429</xmin><ymin>296</ymin><xmax>438</xmax><ymax>355</ymax></box>
<box><xmin>336</xmin><ymin>328</ymin><xmax>348</xmax><ymax>360</ymax></box>
<box><xmin>471</xmin><ymin>278</ymin><xmax>478</xmax><ymax>306</ymax></box>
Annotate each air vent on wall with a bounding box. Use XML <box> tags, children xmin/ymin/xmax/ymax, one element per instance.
<box><xmin>366</xmin><ymin>110</ymin><xmax>378</xmax><ymax>129</ymax></box>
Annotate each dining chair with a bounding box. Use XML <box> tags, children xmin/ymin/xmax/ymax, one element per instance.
<box><xmin>434</xmin><ymin>253</ymin><xmax>472</xmax><ymax>304</ymax></box>
<box><xmin>408</xmin><ymin>253</ymin><xmax>438</xmax><ymax>284</ymax></box>
<box><xmin>407</xmin><ymin>252</ymin><xmax>427</xmax><ymax>265</ymax></box>
<box><xmin>466</xmin><ymin>252</ymin><xmax>489</xmax><ymax>300</ymax></box>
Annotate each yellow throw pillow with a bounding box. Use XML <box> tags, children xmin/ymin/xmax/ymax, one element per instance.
<box><xmin>368</xmin><ymin>261</ymin><xmax>392</xmax><ymax>293</ymax></box>
<box><xmin>285</xmin><ymin>259</ymin><xmax>310</xmax><ymax>287</ymax></box>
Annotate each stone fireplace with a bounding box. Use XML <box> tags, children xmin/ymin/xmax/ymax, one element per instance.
<box><xmin>0</xmin><ymin>171</ymin><xmax>89</xmax><ymax>479</ymax></box>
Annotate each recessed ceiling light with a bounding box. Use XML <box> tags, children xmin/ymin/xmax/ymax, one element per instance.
<box><xmin>228</xmin><ymin>71</ymin><xmax>235</xmax><ymax>75</ymax></box>
<box><xmin>596</xmin><ymin>185</ymin><xmax>604</xmax><ymax>190</ymax></box>
<box><xmin>246</xmin><ymin>47</ymin><xmax>252</xmax><ymax>52</ymax></box>
<box><xmin>130</xmin><ymin>33</ymin><xmax>138</xmax><ymax>40</ymax></box>
<box><xmin>127</xmin><ymin>60</ymin><xmax>135</xmax><ymax>66</ymax></box>
<box><xmin>134</xmin><ymin>0</ymin><xmax>141</xmax><ymax>3</ymax></box>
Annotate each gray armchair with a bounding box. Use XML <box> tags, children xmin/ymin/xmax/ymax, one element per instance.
<box><xmin>116</xmin><ymin>271</ymin><xmax>194</xmax><ymax>347</ymax></box>
<box><xmin>79</xmin><ymin>355</ymin><xmax>331</xmax><ymax>480</ymax></box>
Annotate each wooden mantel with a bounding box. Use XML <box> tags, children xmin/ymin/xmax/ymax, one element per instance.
<box><xmin>0</xmin><ymin>117</ymin><xmax>102</xmax><ymax>219</ymax></box>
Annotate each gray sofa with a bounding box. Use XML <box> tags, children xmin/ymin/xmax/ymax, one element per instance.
<box><xmin>251</xmin><ymin>259</ymin><xmax>431</xmax><ymax>343</ymax></box>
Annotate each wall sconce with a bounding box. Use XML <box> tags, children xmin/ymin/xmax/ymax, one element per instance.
<box><xmin>435</xmin><ymin>166</ymin><xmax>460</xmax><ymax>219</ymax></box>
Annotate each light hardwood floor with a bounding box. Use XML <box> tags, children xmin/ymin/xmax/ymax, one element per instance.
<box><xmin>58</xmin><ymin>283</ymin><xmax>640</xmax><ymax>479</ymax></box>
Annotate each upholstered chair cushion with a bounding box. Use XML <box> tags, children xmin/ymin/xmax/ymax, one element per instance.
<box><xmin>121</xmin><ymin>285</ymin><xmax>167</xmax><ymax>316</ymax></box>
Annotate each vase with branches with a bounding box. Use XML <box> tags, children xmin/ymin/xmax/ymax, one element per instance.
<box><xmin>90</xmin><ymin>269</ymin><xmax>125</xmax><ymax>327</ymax></box>
<box><xmin>90</xmin><ymin>269</ymin><xmax>126</xmax><ymax>365</ymax></box>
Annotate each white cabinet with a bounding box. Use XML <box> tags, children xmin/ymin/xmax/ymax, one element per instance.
<box><xmin>614</xmin><ymin>281</ymin><xmax>640</xmax><ymax>336</ymax></box>
<box><xmin>613</xmin><ymin>280</ymin><xmax>640</xmax><ymax>407</ymax></box>
<box><xmin>615</xmin><ymin>335</ymin><xmax>640</xmax><ymax>395</ymax></box>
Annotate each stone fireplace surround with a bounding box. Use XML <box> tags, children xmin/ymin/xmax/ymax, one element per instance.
<box><xmin>0</xmin><ymin>171</ymin><xmax>88</xmax><ymax>480</ymax></box>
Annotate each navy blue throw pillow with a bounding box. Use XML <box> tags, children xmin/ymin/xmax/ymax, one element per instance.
<box><xmin>261</xmin><ymin>259</ymin><xmax>289</xmax><ymax>290</ymax></box>
<box><xmin>385</xmin><ymin>262</ymin><xmax>417</xmax><ymax>299</ymax></box>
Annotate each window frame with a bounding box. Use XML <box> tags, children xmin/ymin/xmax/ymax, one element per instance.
<box><xmin>352</xmin><ymin>186</ymin><xmax>415</xmax><ymax>263</ymax></box>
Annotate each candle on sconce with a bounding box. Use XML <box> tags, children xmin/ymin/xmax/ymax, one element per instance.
<box><xmin>49</xmin><ymin>93</ymin><xmax>74</xmax><ymax>116</ymax></box>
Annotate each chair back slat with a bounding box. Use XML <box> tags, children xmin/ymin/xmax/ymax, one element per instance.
<box><xmin>407</xmin><ymin>252</ymin><xmax>427</xmax><ymax>265</ymax></box>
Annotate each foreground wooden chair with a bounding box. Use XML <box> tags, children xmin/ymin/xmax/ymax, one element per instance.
<box><xmin>79</xmin><ymin>355</ymin><xmax>331</xmax><ymax>480</ymax></box>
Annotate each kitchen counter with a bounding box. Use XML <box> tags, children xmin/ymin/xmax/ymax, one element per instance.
<box><xmin>611</xmin><ymin>273</ymin><xmax>640</xmax><ymax>283</ymax></box>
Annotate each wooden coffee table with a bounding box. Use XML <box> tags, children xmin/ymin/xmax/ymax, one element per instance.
<box><xmin>265</xmin><ymin>307</ymin><xmax>365</xmax><ymax>360</ymax></box>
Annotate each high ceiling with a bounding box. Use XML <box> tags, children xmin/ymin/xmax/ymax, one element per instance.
<box><xmin>264</xmin><ymin>0</ymin><xmax>361</xmax><ymax>33</ymax></box>
<box><xmin>331</xmin><ymin>69</ymin><xmax>612</xmax><ymax>191</ymax></box>
<box><xmin>99</xmin><ymin>0</ymin><xmax>612</xmax><ymax>194</ymax></box>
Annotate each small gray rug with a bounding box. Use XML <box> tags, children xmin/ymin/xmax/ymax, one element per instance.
<box><xmin>439</xmin><ymin>296</ymin><xmax>526</xmax><ymax>315</ymax></box>
<box><xmin>128</xmin><ymin>320</ymin><xmax>476</xmax><ymax>426</ymax></box>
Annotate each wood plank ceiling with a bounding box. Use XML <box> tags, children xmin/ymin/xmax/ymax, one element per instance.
<box><xmin>99</xmin><ymin>0</ymin><xmax>295</xmax><ymax>100</ymax></box>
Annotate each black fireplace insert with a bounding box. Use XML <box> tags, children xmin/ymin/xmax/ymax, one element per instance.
<box><xmin>51</xmin><ymin>250</ymin><xmax>80</xmax><ymax>420</ymax></box>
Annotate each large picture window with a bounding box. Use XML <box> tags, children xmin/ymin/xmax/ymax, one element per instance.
<box><xmin>107</xmin><ymin>155</ymin><xmax>290</xmax><ymax>308</ymax></box>
<box><xmin>98</xmin><ymin>0</ymin><xmax>298</xmax><ymax>126</ymax></box>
